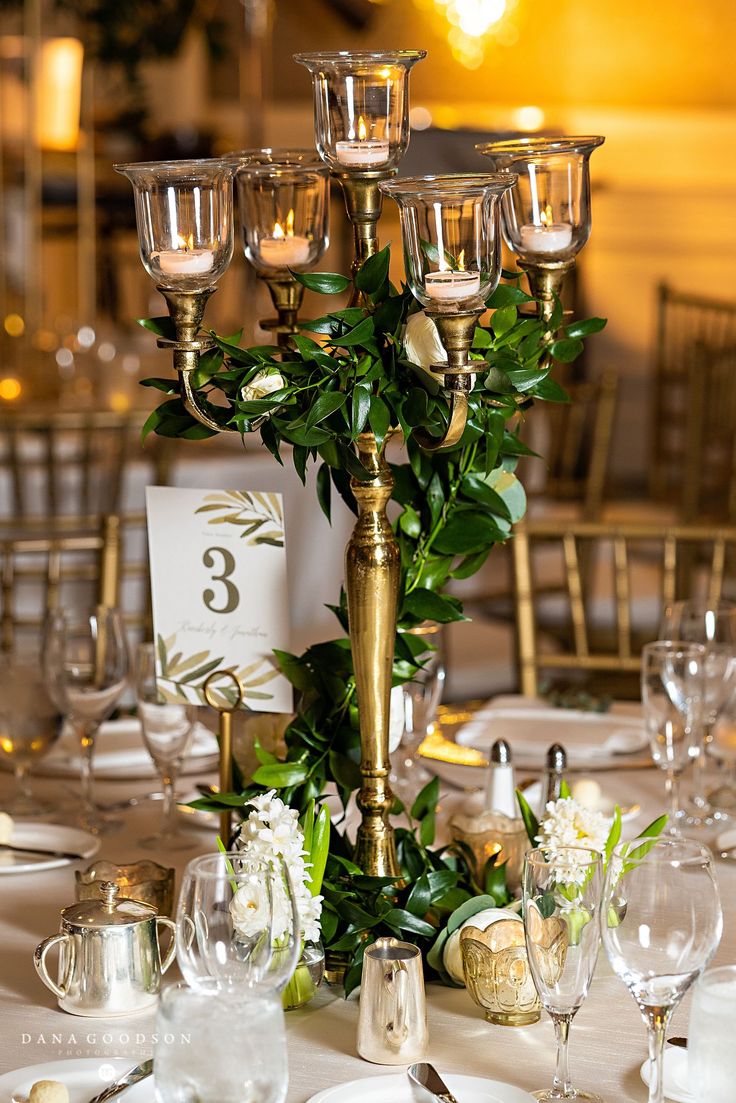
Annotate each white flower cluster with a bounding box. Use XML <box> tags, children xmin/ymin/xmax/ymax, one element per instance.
<box><xmin>231</xmin><ymin>789</ymin><xmax>322</xmax><ymax>943</ymax></box>
<box><xmin>535</xmin><ymin>796</ymin><xmax>609</xmax><ymax>886</ymax></box>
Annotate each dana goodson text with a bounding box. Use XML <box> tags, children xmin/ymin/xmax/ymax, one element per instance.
<box><xmin>21</xmin><ymin>1033</ymin><xmax>191</xmax><ymax>1045</ymax></box>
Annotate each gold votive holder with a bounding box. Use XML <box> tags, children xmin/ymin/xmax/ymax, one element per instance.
<box><xmin>460</xmin><ymin>919</ymin><xmax>541</xmax><ymax>1026</ymax></box>
<box><xmin>448</xmin><ymin>810</ymin><xmax>528</xmax><ymax>891</ymax></box>
<box><xmin>75</xmin><ymin>860</ymin><xmax>176</xmax><ymax>916</ymax></box>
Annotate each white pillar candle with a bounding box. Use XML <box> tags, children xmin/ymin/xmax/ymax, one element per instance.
<box><xmin>259</xmin><ymin>234</ymin><xmax>311</xmax><ymax>268</ymax></box>
<box><xmin>425</xmin><ymin>270</ymin><xmax>481</xmax><ymax>302</ymax></box>
<box><xmin>519</xmin><ymin>223</ymin><xmax>573</xmax><ymax>255</ymax></box>
<box><xmin>334</xmin><ymin>138</ymin><xmax>390</xmax><ymax>167</ymax></box>
<box><xmin>154</xmin><ymin>249</ymin><xmax>214</xmax><ymax>276</ymax></box>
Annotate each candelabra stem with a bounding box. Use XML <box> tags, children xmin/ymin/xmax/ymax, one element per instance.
<box><xmin>412</xmin><ymin>309</ymin><xmax>485</xmax><ymax>451</ymax></box>
<box><xmin>336</xmin><ymin>169</ymin><xmax>396</xmax><ymax>303</ymax></box>
<box><xmin>259</xmin><ymin>272</ymin><xmax>305</xmax><ymax>350</ymax></box>
<box><xmin>516</xmin><ymin>258</ymin><xmax>575</xmax><ymax>329</ymax></box>
<box><xmin>346</xmin><ymin>433</ymin><xmax>401</xmax><ymax>877</ymax></box>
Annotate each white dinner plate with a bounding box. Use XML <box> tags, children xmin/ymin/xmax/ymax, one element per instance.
<box><xmin>0</xmin><ymin>823</ymin><xmax>99</xmax><ymax>875</ymax></box>
<box><xmin>0</xmin><ymin>1058</ymin><xmax>153</xmax><ymax>1103</ymax></box>
<box><xmin>36</xmin><ymin>719</ymin><xmax>219</xmax><ymax>780</ymax></box>
<box><xmin>640</xmin><ymin>1046</ymin><xmax>693</xmax><ymax>1103</ymax></box>
<box><xmin>306</xmin><ymin>1072</ymin><xmax>535</xmax><ymax>1103</ymax></box>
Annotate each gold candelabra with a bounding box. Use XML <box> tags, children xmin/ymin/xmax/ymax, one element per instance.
<box><xmin>258</xmin><ymin>272</ymin><xmax>304</xmax><ymax>349</ymax></box>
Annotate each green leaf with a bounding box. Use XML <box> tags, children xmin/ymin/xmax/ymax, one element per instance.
<box><xmin>516</xmin><ymin>788</ymin><xmax>539</xmax><ymax>845</ymax></box>
<box><xmin>432</xmin><ymin>511</ymin><xmax>506</xmax><ymax>555</ymax></box>
<box><xmin>351</xmin><ymin>383</ymin><xmax>372</xmax><ymax>436</ymax></box>
<box><xmin>383</xmin><ymin>908</ymin><xmax>436</xmax><ymax>937</ymax></box>
<box><xmin>368</xmin><ymin>395</ymin><xmax>391</xmax><ymax>448</ymax></box>
<box><xmin>550</xmin><ymin>336</ymin><xmax>584</xmax><ymax>363</ymax></box>
<box><xmin>354</xmin><ymin>245</ymin><xmax>390</xmax><ymax>296</ymax></box>
<box><xmin>486</xmin><ymin>284</ymin><xmax>533</xmax><ymax>307</ymax></box>
<box><xmin>410</xmin><ymin>776</ymin><xmax>440</xmax><ymax>821</ymax></box>
<box><xmin>484</xmin><ymin>857</ymin><xmax>511</xmax><ymax>905</ymax></box>
<box><xmin>137</xmin><ymin>316</ymin><xmax>176</xmax><ymax>338</ymax></box>
<box><xmin>405</xmin><ymin>872</ymin><xmax>432</xmax><ymax>917</ymax></box>
<box><xmin>308</xmin><ymin>803</ymin><xmax>331</xmax><ymax>895</ymax></box>
<box><xmin>291</xmin><ymin>270</ymin><xmax>351</xmax><ymax>295</ymax></box>
<box><xmin>328</xmin><ymin>750</ymin><xmax>362</xmax><ymax>790</ymax></box>
<box><xmin>460</xmin><ymin>474</ymin><xmax>512</xmax><ymax>519</ymax></box>
<box><xmin>563</xmin><ymin>316</ymin><xmax>607</xmax><ymax>339</ymax></box>
<box><xmin>605</xmin><ymin>805</ymin><xmax>622</xmax><ymax>864</ymax></box>
<box><xmin>305</xmin><ymin>392</ymin><xmax>347</xmax><ymax>430</ymax></box>
<box><xmin>251</xmin><ymin>761</ymin><xmax>310</xmax><ymax>788</ymax></box>
<box><xmin>139</xmin><ymin>377</ymin><xmax>178</xmax><ymax>394</ymax></box>
<box><xmin>403</xmin><ymin>588</ymin><xmax>465</xmax><ymax>624</ymax></box>
<box><xmin>533</xmin><ymin>376</ymin><xmax>570</xmax><ymax>403</ymax></box>
<box><xmin>335</xmin><ymin>317</ymin><xmax>375</xmax><ymax>349</ymax></box>
<box><xmin>316</xmin><ymin>461</ymin><xmax>331</xmax><ymax>521</ymax></box>
<box><xmin>491</xmin><ymin>305</ymin><xmax>518</xmax><ymax>337</ymax></box>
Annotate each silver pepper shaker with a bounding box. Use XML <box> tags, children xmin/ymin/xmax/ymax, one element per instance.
<box><xmin>543</xmin><ymin>743</ymin><xmax>567</xmax><ymax>808</ymax></box>
<box><xmin>485</xmin><ymin>738</ymin><xmax>517</xmax><ymax>818</ymax></box>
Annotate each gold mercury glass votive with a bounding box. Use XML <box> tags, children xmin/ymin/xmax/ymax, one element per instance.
<box><xmin>448</xmin><ymin>810</ymin><xmax>528</xmax><ymax>891</ymax></box>
<box><xmin>460</xmin><ymin>920</ymin><xmax>541</xmax><ymax>1026</ymax></box>
<box><xmin>75</xmin><ymin>860</ymin><xmax>175</xmax><ymax>916</ymax></box>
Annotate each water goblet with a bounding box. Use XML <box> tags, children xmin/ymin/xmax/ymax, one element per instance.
<box><xmin>0</xmin><ymin>640</ymin><xmax>63</xmax><ymax>816</ymax></box>
<box><xmin>177</xmin><ymin>851</ymin><xmax>300</xmax><ymax>992</ymax></box>
<box><xmin>522</xmin><ymin>846</ymin><xmax>603</xmax><ymax>1102</ymax></box>
<box><xmin>154</xmin><ymin>980</ymin><xmax>288</xmax><ymax>1103</ymax></box>
<box><xmin>641</xmin><ymin>640</ymin><xmax>705</xmax><ymax>836</ymax></box>
<box><xmin>688</xmin><ymin>964</ymin><xmax>736</xmax><ymax>1103</ymax></box>
<box><xmin>601</xmin><ymin>839</ymin><xmax>722</xmax><ymax>1103</ymax></box>
<box><xmin>135</xmin><ymin>642</ymin><xmax>196</xmax><ymax>850</ymax></box>
<box><xmin>42</xmin><ymin>606</ymin><xmax>129</xmax><ymax>834</ymax></box>
<box><xmin>392</xmin><ymin>623</ymin><xmax>445</xmax><ymax>800</ymax></box>
<box><xmin>661</xmin><ymin>600</ymin><xmax>736</xmax><ymax>819</ymax></box>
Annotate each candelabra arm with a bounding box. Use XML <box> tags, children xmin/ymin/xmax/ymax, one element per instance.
<box><xmin>347</xmin><ymin>433</ymin><xmax>401</xmax><ymax>877</ymax></box>
<box><xmin>516</xmin><ymin>258</ymin><xmax>575</xmax><ymax>329</ymax></box>
<box><xmin>258</xmin><ymin>272</ymin><xmax>305</xmax><ymax>350</ymax></box>
<box><xmin>336</xmin><ymin>169</ymin><xmax>396</xmax><ymax>302</ymax></box>
<box><xmin>412</xmin><ymin>308</ymin><xmax>485</xmax><ymax>452</ymax></box>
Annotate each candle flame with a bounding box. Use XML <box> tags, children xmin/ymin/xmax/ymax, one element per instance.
<box><xmin>540</xmin><ymin>205</ymin><xmax>553</xmax><ymax>228</ymax></box>
<box><xmin>176</xmin><ymin>233</ymin><xmax>195</xmax><ymax>252</ymax></box>
<box><xmin>272</xmin><ymin>220</ymin><xmax>285</xmax><ymax>239</ymax></box>
<box><xmin>358</xmin><ymin>115</ymin><xmax>367</xmax><ymax>141</ymax></box>
<box><xmin>457</xmin><ymin>249</ymin><xmax>466</xmax><ymax>271</ymax></box>
<box><xmin>286</xmin><ymin>209</ymin><xmax>295</xmax><ymax>236</ymax></box>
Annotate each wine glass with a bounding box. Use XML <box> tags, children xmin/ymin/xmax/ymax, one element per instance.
<box><xmin>0</xmin><ymin>640</ymin><xmax>63</xmax><ymax>816</ymax></box>
<box><xmin>155</xmin><ymin>981</ymin><xmax>288</xmax><ymax>1103</ymax></box>
<box><xmin>601</xmin><ymin>839</ymin><xmax>722</xmax><ymax>1103</ymax></box>
<box><xmin>641</xmin><ymin>640</ymin><xmax>705</xmax><ymax>836</ymax></box>
<box><xmin>392</xmin><ymin>623</ymin><xmax>445</xmax><ymax>800</ymax></box>
<box><xmin>135</xmin><ymin>642</ymin><xmax>196</xmax><ymax>850</ymax></box>
<box><xmin>42</xmin><ymin>607</ymin><xmax>129</xmax><ymax>834</ymax></box>
<box><xmin>661</xmin><ymin>600</ymin><xmax>736</xmax><ymax>819</ymax></box>
<box><xmin>177</xmin><ymin>851</ymin><xmax>300</xmax><ymax>992</ymax></box>
<box><xmin>688</xmin><ymin>965</ymin><xmax>736</xmax><ymax>1103</ymax></box>
<box><xmin>522</xmin><ymin>846</ymin><xmax>603</xmax><ymax>1102</ymax></box>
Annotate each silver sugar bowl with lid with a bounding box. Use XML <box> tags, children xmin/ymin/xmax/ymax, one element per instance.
<box><xmin>33</xmin><ymin>880</ymin><xmax>176</xmax><ymax>1016</ymax></box>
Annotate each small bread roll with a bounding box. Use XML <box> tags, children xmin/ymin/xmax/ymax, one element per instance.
<box><xmin>0</xmin><ymin>811</ymin><xmax>13</xmax><ymax>844</ymax></box>
<box><xmin>30</xmin><ymin>1080</ymin><xmax>69</xmax><ymax>1103</ymax></box>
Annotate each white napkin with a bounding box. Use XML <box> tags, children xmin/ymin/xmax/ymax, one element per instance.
<box><xmin>44</xmin><ymin>718</ymin><xmax>218</xmax><ymax>773</ymax></box>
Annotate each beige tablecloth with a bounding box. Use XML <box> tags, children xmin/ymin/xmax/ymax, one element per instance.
<box><xmin>0</xmin><ymin>755</ymin><xmax>733</xmax><ymax>1102</ymax></box>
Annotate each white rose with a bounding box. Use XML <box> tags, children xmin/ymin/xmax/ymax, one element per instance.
<box><xmin>240</xmin><ymin>370</ymin><xmax>286</xmax><ymax>404</ymax></box>
<box><xmin>443</xmin><ymin>906</ymin><xmax>522</xmax><ymax>985</ymax></box>
<box><xmin>403</xmin><ymin>312</ymin><xmax>447</xmax><ymax>378</ymax></box>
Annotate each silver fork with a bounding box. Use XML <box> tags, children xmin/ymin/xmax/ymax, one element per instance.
<box><xmin>87</xmin><ymin>1059</ymin><xmax>153</xmax><ymax>1103</ymax></box>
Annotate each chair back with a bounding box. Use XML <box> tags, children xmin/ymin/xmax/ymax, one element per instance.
<box><xmin>513</xmin><ymin>518</ymin><xmax>736</xmax><ymax>697</ymax></box>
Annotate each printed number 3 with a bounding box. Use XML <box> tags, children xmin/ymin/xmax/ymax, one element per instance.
<box><xmin>203</xmin><ymin>546</ymin><xmax>239</xmax><ymax>614</ymax></box>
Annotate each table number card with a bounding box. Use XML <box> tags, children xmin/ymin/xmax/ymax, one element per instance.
<box><xmin>145</xmin><ymin>486</ymin><xmax>293</xmax><ymax>713</ymax></box>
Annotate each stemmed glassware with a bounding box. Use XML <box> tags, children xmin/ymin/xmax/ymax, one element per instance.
<box><xmin>135</xmin><ymin>642</ymin><xmax>196</xmax><ymax>851</ymax></box>
<box><xmin>42</xmin><ymin>607</ymin><xmax>129</xmax><ymax>834</ymax></box>
<box><xmin>660</xmin><ymin>600</ymin><xmax>736</xmax><ymax>818</ymax></box>
<box><xmin>177</xmin><ymin>851</ymin><xmax>300</xmax><ymax>992</ymax></box>
<box><xmin>601</xmin><ymin>839</ymin><xmax>722</xmax><ymax>1103</ymax></box>
<box><xmin>640</xmin><ymin>640</ymin><xmax>705</xmax><ymax>835</ymax></box>
<box><xmin>522</xmin><ymin>847</ymin><xmax>603</xmax><ymax>1103</ymax></box>
<box><xmin>0</xmin><ymin>640</ymin><xmax>63</xmax><ymax>816</ymax></box>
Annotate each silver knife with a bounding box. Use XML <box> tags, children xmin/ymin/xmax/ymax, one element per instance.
<box><xmin>0</xmin><ymin>843</ymin><xmax>85</xmax><ymax>861</ymax></box>
<box><xmin>408</xmin><ymin>1063</ymin><xmax>459</xmax><ymax>1103</ymax></box>
<box><xmin>87</xmin><ymin>1059</ymin><xmax>153</xmax><ymax>1103</ymax></box>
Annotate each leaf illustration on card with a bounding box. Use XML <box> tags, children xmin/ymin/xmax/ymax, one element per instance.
<box><xmin>195</xmin><ymin>490</ymin><xmax>284</xmax><ymax>546</ymax></box>
<box><xmin>155</xmin><ymin>632</ymin><xmax>278</xmax><ymax>707</ymax></box>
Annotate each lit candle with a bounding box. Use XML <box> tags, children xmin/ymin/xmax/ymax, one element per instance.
<box><xmin>154</xmin><ymin>234</ymin><xmax>214</xmax><ymax>276</ymax></box>
<box><xmin>335</xmin><ymin>115</ymin><xmax>390</xmax><ymax>167</ymax></box>
<box><xmin>519</xmin><ymin>206</ymin><xmax>573</xmax><ymax>255</ymax></box>
<box><xmin>259</xmin><ymin>211</ymin><xmax>311</xmax><ymax>268</ymax></box>
<box><xmin>425</xmin><ymin>270</ymin><xmax>481</xmax><ymax>302</ymax></box>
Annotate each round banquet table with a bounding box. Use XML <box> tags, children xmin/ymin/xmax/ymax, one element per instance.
<box><xmin>0</xmin><ymin>746</ymin><xmax>733</xmax><ymax>1102</ymax></box>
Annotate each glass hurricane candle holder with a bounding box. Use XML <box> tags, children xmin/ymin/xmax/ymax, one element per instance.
<box><xmin>475</xmin><ymin>136</ymin><xmax>604</xmax><ymax>266</ymax></box>
<box><xmin>292</xmin><ymin>51</ymin><xmax>425</xmax><ymax>173</ymax></box>
<box><xmin>113</xmin><ymin>158</ymin><xmax>234</xmax><ymax>291</ymax></box>
<box><xmin>234</xmin><ymin>151</ymin><xmax>330</xmax><ymax>275</ymax></box>
<box><xmin>380</xmin><ymin>174</ymin><xmax>515</xmax><ymax>311</ymax></box>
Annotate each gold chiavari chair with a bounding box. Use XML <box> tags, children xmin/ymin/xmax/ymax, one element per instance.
<box><xmin>512</xmin><ymin>518</ymin><xmax>736</xmax><ymax>698</ymax></box>
<box><xmin>651</xmin><ymin>283</ymin><xmax>736</xmax><ymax>515</ymax></box>
<box><xmin>0</xmin><ymin>514</ymin><xmax>121</xmax><ymax>651</ymax></box>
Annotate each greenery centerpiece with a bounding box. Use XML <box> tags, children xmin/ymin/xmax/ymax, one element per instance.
<box><xmin>139</xmin><ymin>247</ymin><xmax>606</xmax><ymax>989</ymax></box>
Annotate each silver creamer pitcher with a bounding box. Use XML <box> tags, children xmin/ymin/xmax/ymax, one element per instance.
<box><xmin>357</xmin><ymin>936</ymin><xmax>428</xmax><ymax>1064</ymax></box>
<box><xmin>33</xmin><ymin>881</ymin><xmax>176</xmax><ymax>1016</ymax></box>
